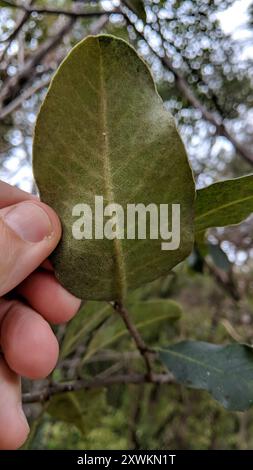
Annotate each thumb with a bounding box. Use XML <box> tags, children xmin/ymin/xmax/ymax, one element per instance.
<box><xmin>0</xmin><ymin>201</ymin><xmax>61</xmax><ymax>296</ymax></box>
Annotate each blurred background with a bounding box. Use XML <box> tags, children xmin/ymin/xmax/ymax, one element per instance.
<box><xmin>1</xmin><ymin>0</ymin><xmax>253</xmax><ymax>450</ymax></box>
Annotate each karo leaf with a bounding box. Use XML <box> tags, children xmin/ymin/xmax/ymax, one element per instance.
<box><xmin>84</xmin><ymin>299</ymin><xmax>182</xmax><ymax>361</ymax></box>
<box><xmin>123</xmin><ymin>0</ymin><xmax>146</xmax><ymax>21</ymax></box>
<box><xmin>33</xmin><ymin>35</ymin><xmax>195</xmax><ymax>301</ymax></box>
<box><xmin>195</xmin><ymin>175</ymin><xmax>253</xmax><ymax>235</ymax></box>
<box><xmin>47</xmin><ymin>390</ymin><xmax>106</xmax><ymax>435</ymax></box>
<box><xmin>159</xmin><ymin>341</ymin><xmax>253</xmax><ymax>411</ymax></box>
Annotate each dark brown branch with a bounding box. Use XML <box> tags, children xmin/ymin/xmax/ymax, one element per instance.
<box><xmin>22</xmin><ymin>373</ymin><xmax>174</xmax><ymax>404</ymax></box>
<box><xmin>0</xmin><ymin>77</ymin><xmax>50</xmax><ymax>120</ymax></box>
<box><xmin>0</xmin><ymin>0</ymin><xmax>35</xmax><ymax>62</ymax></box>
<box><xmin>0</xmin><ymin>17</ymin><xmax>76</xmax><ymax>107</ymax></box>
<box><xmin>1</xmin><ymin>1</ymin><xmax>119</xmax><ymax>18</ymax></box>
<box><xmin>124</xmin><ymin>15</ymin><xmax>253</xmax><ymax>166</ymax></box>
<box><xmin>112</xmin><ymin>301</ymin><xmax>155</xmax><ymax>380</ymax></box>
<box><xmin>0</xmin><ymin>14</ymin><xmax>109</xmax><ymax>118</ymax></box>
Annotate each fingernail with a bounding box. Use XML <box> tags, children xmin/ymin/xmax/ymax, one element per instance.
<box><xmin>4</xmin><ymin>202</ymin><xmax>53</xmax><ymax>243</ymax></box>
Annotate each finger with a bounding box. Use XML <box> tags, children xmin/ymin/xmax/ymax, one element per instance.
<box><xmin>0</xmin><ymin>180</ymin><xmax>36</xmax><ymax>209</ymax></box>
<box><xmin>0</xmin><ymin>300</ymin><xmax>59</xmax><ymax>379</ymax></box>
<box><xmin>0</xmin><ymin>200</ymin><xmax>62</xmax><ymax>296</ymax></box>
<box><xmin>41</xmin><ymin>259</ymin><xmax>54</xmax><ymax>271</ymax></box>
<box><xmin>0</xmin><ymin>357</ymin><xmax>29</xmax><ymax>450</ymax></box>
<box><xmin>18</xmin><ymin>270</ymin><xmax>81</xmax><ymax>324</ymax></box>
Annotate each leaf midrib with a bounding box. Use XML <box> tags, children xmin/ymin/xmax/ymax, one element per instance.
<box><xmin>158</xmin><ymin>347</ymin><xmax>223</xmax><ymax>374</ymax></box>
<box><xmin>99</xmin><ymin>40</ymin><xmax>126</xmax><ymax>301</ymax></box>
<box><xmin>195</xmin><ymin>194</ymin><xmax>253</xmax><ymax>223</ymax></box>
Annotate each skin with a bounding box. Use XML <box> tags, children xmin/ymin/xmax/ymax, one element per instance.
<box><xmin>0</xmin><ymin>180</ymin><xmax>81</xmax><ymax>449</ymax></box>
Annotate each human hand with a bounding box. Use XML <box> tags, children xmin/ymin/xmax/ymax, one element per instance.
<box><xmin>0</xmin><ymin>181</ymin><xmax>81</xmax><ymax>449</ymax></box>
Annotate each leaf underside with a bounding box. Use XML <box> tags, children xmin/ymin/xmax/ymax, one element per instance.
<box><xmin>159</xmin><ymin>341</ymin><xmax>253</xmax><ymax>411</ymax></box>
<box><xmin>33</xmin><ymin>35</ymin><xmax>195</xmax><ymax>301</ymax></box>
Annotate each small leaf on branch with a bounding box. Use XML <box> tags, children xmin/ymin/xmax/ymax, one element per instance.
<box><xmin>159</xmin><ymin>341</ymin><xmax>253</xmax><ymax>411</ymax></box>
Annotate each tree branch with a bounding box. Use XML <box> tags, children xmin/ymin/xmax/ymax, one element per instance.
<box><xmin>22</xmin><ymin>372</ymin><xmax>175</xmax><ymax>404</ymax></box>
<box><xmin>0</xmin><ymin>15</ymin><xmax>109</xmax><ymax>120</ymax></box>
<box><xmin>1</xmin><ymin>1</ymin><xmax>119</xmax><ymax>18</ymax></box>
<box><xmin>124</xmin><ymin>15</ymin><xmax>253</xmax><ymax>166</ymax></box>
<box><xmin>0</xmin><ymin>17</ymin><xmax>76</xmax><ymax>107</ymax></box>
<box><xmin>0</xmin><ymin>0</ymin><xmax>35</xmax><ymax>63</ymax></box>
<box><xmin>112</xmin><ymin>301</ymin><xmax>155</xmax><ymax>380</ymax></box>
<box><xmin>0</xmin><ymin>77</ymin><xmax>50</xmax><ymax>120</ymax></box>
<box><xmin>204</xmin><ymin>257</ymin><xmax>240</xmax><ymax>301</ymax></box>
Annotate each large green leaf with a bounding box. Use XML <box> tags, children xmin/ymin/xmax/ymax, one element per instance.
<box><xmin>123</xmin><ymin>0</ymin><xmax>146</xmax><ymax>21</ymax></box>
<box><xmin>47</xmin><ymin>390</ymin><xmax>106</xmax><ymax>435</ymax></box>
<box><xmin>195</xmin><ymin>175</ymin><xmax>253</xmax><ymax>235</ymax></box>
<box><xmin>84</xmin><ymin>299</ymin><xmax>182</xmax><ymax>361</ymax></box>
<box><xmin>33</xmin><ymin>35</ymin><xmax>195</xmax><ymax>301</ymax></box>
<box><xmin>159</xmin><ymin>341</ymin><xmax>253</xmax><ymax>411</ymax></box>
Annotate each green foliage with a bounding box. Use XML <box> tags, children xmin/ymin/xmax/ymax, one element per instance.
<box><xmin>46</xmin><ymin>390</ymin><xmax>106</xmax><ymax>435</ymax></box>
<box><xmin>83</xmin><ymin>299</ymin><xmax>182</xmax><ymax>362</ymax></box>
<box><xmin>159</xmin><ymin>341</ymin><xmax>253</xmax><ymax>411</ymax></box>
<box><xmin>24</xmin><ymin>272</ymin><xmax>253</xmax><ymax>450</ymax></box>
<box><xmin>60</xmin><ymin>302</ymin><xmax>111</xmax><ymax>359</ymax></box>
<box><xmin>195</xmin><ymin>175</ymin><xmax>253</xmax><ymax>235</ymax></box>
<box><xmin>33</xmin><ymin>34</ymin><xmax>195</xmax><ymax>301</ymax></box>
<box><xmin>0</xmin><ymin>1</ymin><xmax>16</xmax><ymax>8</ymax></box>
<box><xmin>31</xmin><ymin>30</ymin><xmax>253</xmax><ymax>438</ymax></box>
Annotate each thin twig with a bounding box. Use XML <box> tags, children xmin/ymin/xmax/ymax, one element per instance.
<box><xmin>60</xmin><ymin>350</ymin><xmax>140</xmax><ymax>368</ymax></box>
<box><xmin>123</xmin><ymin>14</ymin><xmax>253</xmax><ymax>166</ymax></box>
<box><xmin>1</xmin><ymin>1</ymin><xmax>119</xmax><ymax>18</ymax></box>
<box><xmin>0</xmin><ymin>13</ymin><xmax>109</xmax><ymax>112</ymax></box>
<box><xmin>0</xmin><ymin>77</ymin><xmax>50</xmax><ymax>120</ymax></box>
<box><xmin>0</xmin><ymin>17</ymin><xmax>76</xmax><ymax>106</ymax></box>
<box><xmin>0</xmin><ymin>0</ymin><xmax>35</xmax><ymax>62</ymax></box>
<box><xmin>204</xmin><ymin>257</ymin><xmax>240</xmax><ymax>301</ymax></box>
<box><xmin>88</xmin><ymin>13</ymin><xmax>109</xmax><ymax>36</ymax></box>
<box><xmin>22</xmin><ymin>372</ymin><xmax>175</xmax><ymax>404</ymax></box>
<box><xmin>112</xmin><ymin>301</ymin><xmax>155</xmax><ymax>380</ymax></box>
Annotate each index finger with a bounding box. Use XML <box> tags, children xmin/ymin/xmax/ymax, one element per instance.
<box><xmin>0</xmin><ymin>180</ymin><xmax>36</xmax><ymax>209</ymax></box>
